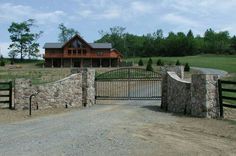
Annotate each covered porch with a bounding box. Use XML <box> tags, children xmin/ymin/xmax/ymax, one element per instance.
<box><xmin>45</xmin><ymin>58</ymin><xmax>120</xmax><ymax>68</ymax></box>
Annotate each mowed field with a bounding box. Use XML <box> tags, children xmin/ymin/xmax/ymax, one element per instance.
<box><xmin>127</xmin><ymin>54</ymin><xmax>236</xmax><ymax>73</ymax></box>
<box><xmin>0</xmin><ymin>54</ymin><xmax>235</xmax><ymax>84</ymax></box>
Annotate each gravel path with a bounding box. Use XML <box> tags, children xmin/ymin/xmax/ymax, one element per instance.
<box><xmin>0</xmin><ymin>100</ymin><xmax>236</xmax><ymax>156</ymax></box>
<box><xmin>192</xmin><ymin>67</ymin><xmax>228</xmax><ymax>77</ymax></box>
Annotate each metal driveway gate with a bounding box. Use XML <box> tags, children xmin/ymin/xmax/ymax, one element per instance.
<box><xmin>95</xmin><ymin>68</ymin><xmax>162</xmax><ymax>100</ymax></box>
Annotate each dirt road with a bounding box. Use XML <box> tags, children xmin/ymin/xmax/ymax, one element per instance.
<box><xmin>0</xmin><ymin>100</ymin><xmax>236</xmax><ymax>156</ymax></box>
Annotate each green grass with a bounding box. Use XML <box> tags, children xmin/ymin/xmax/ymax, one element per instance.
<box><xmin>0</xmin><ymin>64</ymin><xmax>71</xmax><ymax>85</ymax></box>
<box><xmin>127</xmin><ymin>54</ymin><xmax>236</xmax><ymax>73</ymax></box>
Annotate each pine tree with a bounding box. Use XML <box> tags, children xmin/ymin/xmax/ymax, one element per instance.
<box><xmin>184</xmin><ymin>63</ymin><xmax>190</xmax><ymax>72</ymax></box>
<box><xmin>176</xmin><ymin>60</ymin><xmax>181</xmax><ymax>66</ymax></box>
<box><xmin>146</xmin><ymin>60</ymin><xmax>153</xmax><ymax>71</ymax></box>
<box><xmin>138</xmin><ymin>59</ymin><xmax>144</xmax><ymax>66</ymax></box>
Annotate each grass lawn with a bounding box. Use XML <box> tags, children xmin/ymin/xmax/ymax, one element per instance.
<box><xmin>126</xmin><ymin>54</ymin><xmax>236</xmax><ymax>73</ymax></box>
<box><xmin>0</xmin><ymin>62</ymin><xmax>71</xmax><ymax>85</ymax></box>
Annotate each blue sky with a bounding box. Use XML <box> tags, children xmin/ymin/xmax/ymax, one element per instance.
<box><xmin>1</xmin><ymin>0</ymin><xmax>236</xmax><ymax>57</ymax></box>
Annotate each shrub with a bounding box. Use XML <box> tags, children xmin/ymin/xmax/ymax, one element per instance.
<box><xmin>35</xmin><ymin>61</ymin><xmax>45</xmax><ymax>67</ymax></box>
<box><xmin>184</xmin><ymin>63</ymin><xmax>190</xmax><ymax>72</ymax></box>
<box><xmin>146</xmin><ymin>60</ymin><xmax>153</xmax><ymax>71</ymax></box>
<box><xmin>176</xmin><ymin>60</ymin><xmax>181</xmax><ymax>66</ymax></box>
<box><xmin>138</xmin><ymin>59</ymin><xmax>144</xmax><ymax>66</ymax></box>
<box><xmin>156</xmin><ymin>59</ymin><xmax>163</xmax><ymax>66</ymax></box>
<box><xmin>0</xmin><ymin>60</ymin><xmax>5</xmax><ymax>66</ymax></box>
<box><xmin>147</xmin><ymin>58</ymin><xmax>153</xmax><ymax>65</ymax></box>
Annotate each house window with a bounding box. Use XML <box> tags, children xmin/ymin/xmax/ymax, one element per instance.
<box><xmin>68</xmin><ymin>50</ymin><xmax>72</xmax><ymax>55</ymax></box>
<box><xmin>96</xmin><ymin>52</ymin><xmax>103</xmax><ymax>56</ymax></box>
<box><xmin>78</xmin><ymin>49</ymin><xmax>81</xmax><ymax>54</ymax></box>
<box><xmin>73</xmin><ymin>50</ymin><xmax>76</xmax><ymax>55</ymax></box>
<box><xmin>72</xmin><ymin>39</ymin><xmax>82</xmax><ymax>48</ymax></box>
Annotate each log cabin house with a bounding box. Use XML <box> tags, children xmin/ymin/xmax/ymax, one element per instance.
<box><xmin>43</xmin><ymin>34</ymin><xmax>122</xmax><ymax>68</ymax></box>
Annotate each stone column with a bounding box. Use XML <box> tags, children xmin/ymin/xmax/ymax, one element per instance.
<box><xmin>86</xmin><ymin>69</ymin><xmax>95</xmax><ymax>107</ymax></box>
<box><xmin>14</xmin><ymin>79</ymin><xmax>35</xmax><ymax>109</ymax></box>
<box><xmin>191</xmin><ymin>74</ymin><xmax>220</xmax><ymax>118</ymax></box>
<box><xmin>160</xmin><ymin>65</ymin><xmax>184</xmax><ymax>110</ymax></box>
<box><xmin>81</xmin><ymin>69</ymin><xmax>95</xmax><ymax>107</ymax></box>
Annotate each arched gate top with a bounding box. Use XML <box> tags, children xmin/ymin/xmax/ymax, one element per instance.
<box><xmin>96</xmin><ymin>68</ymin><xmax>161</xmax><ymax>80</ymax></box>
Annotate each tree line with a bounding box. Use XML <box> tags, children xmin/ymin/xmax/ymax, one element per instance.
<box><xmin>5</xmin><ymin>19</ymin><xmax>236</xmax><ymax>63</ymax></box>
<box><xmin>96</xmin><ymin>26</ymin><xmax>236</xmax><ymax>57</ymax></box>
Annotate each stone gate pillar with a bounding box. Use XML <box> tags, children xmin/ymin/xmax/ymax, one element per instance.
<box><xmin>82</xmin><ymin>69</ymin><xmax>95</xmax><ymax>107</ymax></box>
<box><xmin>191</xmin><ymin>74</ymin><xmax>220</xmax><ymax>118</ymax></box>
<box><xmin>161</xmin><ymin>66</ymin><xmax>184</xmax><ymax>110</ymax></box>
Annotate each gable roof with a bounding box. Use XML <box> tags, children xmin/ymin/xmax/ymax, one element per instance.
<box><xmin>89</xmin><ymin>43</ymin><xmax>112</xmax><ymax>49</ymax></box>
<box><xmin>43</xmin><ymin>43</ymin><xmax>64</xmax><ymax>48</ymax></box>
<box><xmin>43</xmin><ymin>34</ymin><xmax>112</xmax><ymax>49</ymax></box>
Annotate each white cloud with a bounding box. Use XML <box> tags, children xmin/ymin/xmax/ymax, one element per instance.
<box><xmin>131</xmin><ymin>1</ymin><xmax>153</xmax><ymax>13</ymax></box>
<box><xmin>0</xmin><ymin>42</ymin><xmax>10</xmax><ymax>57</ymax></box>
<box><xmin>162</xmin><ymin>13</ymin><xmax>200</xmax><ymax>28</ymax></box>
<box><xmin>73</xmin><ymin>0</ymin><xmax>155</xmax><ymax>21</ymax></box>
<box><xmin>0</xmin><ymin>3</ymin><xmax>66</xmax><ymax>25</ymax></box>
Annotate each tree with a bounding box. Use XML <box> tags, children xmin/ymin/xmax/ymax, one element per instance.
<box><xmin>156</xmin><ymin>59</ymin><xmax>163</xmax><ymax>66</ymax></box>
<box><xmin>184</xmin><ymin>63</ymin><xmax>190</xmax><ymax>72</ymax></box>
<box><xmin>58</xmin><ymin>23</ymin><xmax>79</xmax><ymax>42</ymax></box>
<box><xmin>138</xmin><ymin>59</ymin><xmax>144</xmax><ymax>66</ymax></box>
<box><xmin>146</xmin><ymin>60</ymin><xmax>153</xmax><ymax>71</ymax></box>
<box><xmin>8</xmin><ymin>50</ymin><xmax>18</xmax><ymax>64</ymax></box>
<box><xmin>0</xmin><ymin>55</ymin><xmax>5</xmax><ymax>66</ymax></box>
<box><xmin>96</xmin><ymin>26</ymin><xmax>127</xmax><ymax>56</ymax></box>
<box><xmin>230</xmin><ymin>36</ymin><xmax>236</xmax><ymax>54</ymax></box>
<box><xmin>147</xmin><ymin>58</ymin><xmax>153</xmax><ymax>65</ymax></box>
<box><xmin>176</xmin><ymin>60</ymin><xmax>181</xmax><ymax>66</ymax></box>
<box><xmin>8</xmin><ymin>19</ymin><xmax>42</xmax><ymax>61</ymax></box>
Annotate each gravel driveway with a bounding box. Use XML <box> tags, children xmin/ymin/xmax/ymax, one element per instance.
<box><xmin>0</xmin><ymin>100</ymin><xmax>236</xmax><ymax>156</ymax></box>
<box><xmin>192</xmin><ymin>67</ymin><xmax>228</xmax><ymax>77</ymax></box>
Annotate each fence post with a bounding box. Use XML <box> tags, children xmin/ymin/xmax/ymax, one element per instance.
<box><xmin>218</xmin><ymin>80</ymin><xmax>223</xmax><ymax>118</ymax></box>
<box><xmin>9</xmin><ymin>81</ymin><xmax>12</xmax><ymax>109</ymax></box>
<box><xmin>128</xmin><ymin>68</ymin><xmax>130</xmax><ymax>100</ymax></box>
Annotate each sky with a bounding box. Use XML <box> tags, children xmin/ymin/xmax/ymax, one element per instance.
<box><xmin>1</xmin><ymin>0</ymin><xmax>236</xmax><ymax>57</ymax></box>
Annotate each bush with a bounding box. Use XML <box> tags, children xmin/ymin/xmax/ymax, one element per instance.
<box><xmin>138</xmin><ymin>59</ymin><xmax>144</xmax><ymax>66</ymax></box>
<box><xmin>176</xmin><ymin>60</ymin><xmax>181</xmax><ymax>66</ymax></box>
<box><xmin>146</xmin><ymin>61</ymin><xmax>153</xmax><ymax>71</ymax></box>
<box><xmin>156</xmin><ymin>59</ymin><xmax>163</xmax><ymax>66</ymax></box>
<box><xmin>35</xmin><ymin>61</ymin><xmax>45</xmax><ymax>67</ymax></box>
<box><xmin>147</xmin><ymin>58</ymin><xmax>153</xmax><ymax>65</ymax></box>
<box><xmin>184</xmin><ymin>63</ymin><xmax>190</xmax><ymax>72</ymax></box>
<box><xmin>10</xmin><ymin>60</ymin><xmax>14</xmax><ymax>65</ymax></box>
<box><xmin>0</xmin><ymin>60</ymin><xmax>5</xmax><ymax>66</ymax></box>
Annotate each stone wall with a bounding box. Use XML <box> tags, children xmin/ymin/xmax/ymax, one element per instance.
<box><xmin>166</xmin><ymin>72</ymin><xmax>191</xmax><ymax>114</ymax></box>
<box><xmin>14</xmin><ymin>69</ymin><xmax>95</xmax><ymax>110</ymax></box>
<box><xmin>191</xmin><ymin>74</ymin><xmax>220</xmax><ymax>118</ymax></box>
<box><xmin>161</xmin><ymin>70</ymin><xmax>220</xmax><ymax>118</ymax></box>
<box><xmin>161</xmin><ymin>66</ymin><xmax>184</xmax><ymax>110</ymax></box>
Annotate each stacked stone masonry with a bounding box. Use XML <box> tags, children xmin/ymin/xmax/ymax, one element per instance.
<box><xmin>14</xmin><ymin>69</ymin><xmax>95</xmax><ymax>110</ymax></box>
<box><xmin>161</xmin><ymin>66</ymin><xmax>220</xmax><ymax>118</ymax></box>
